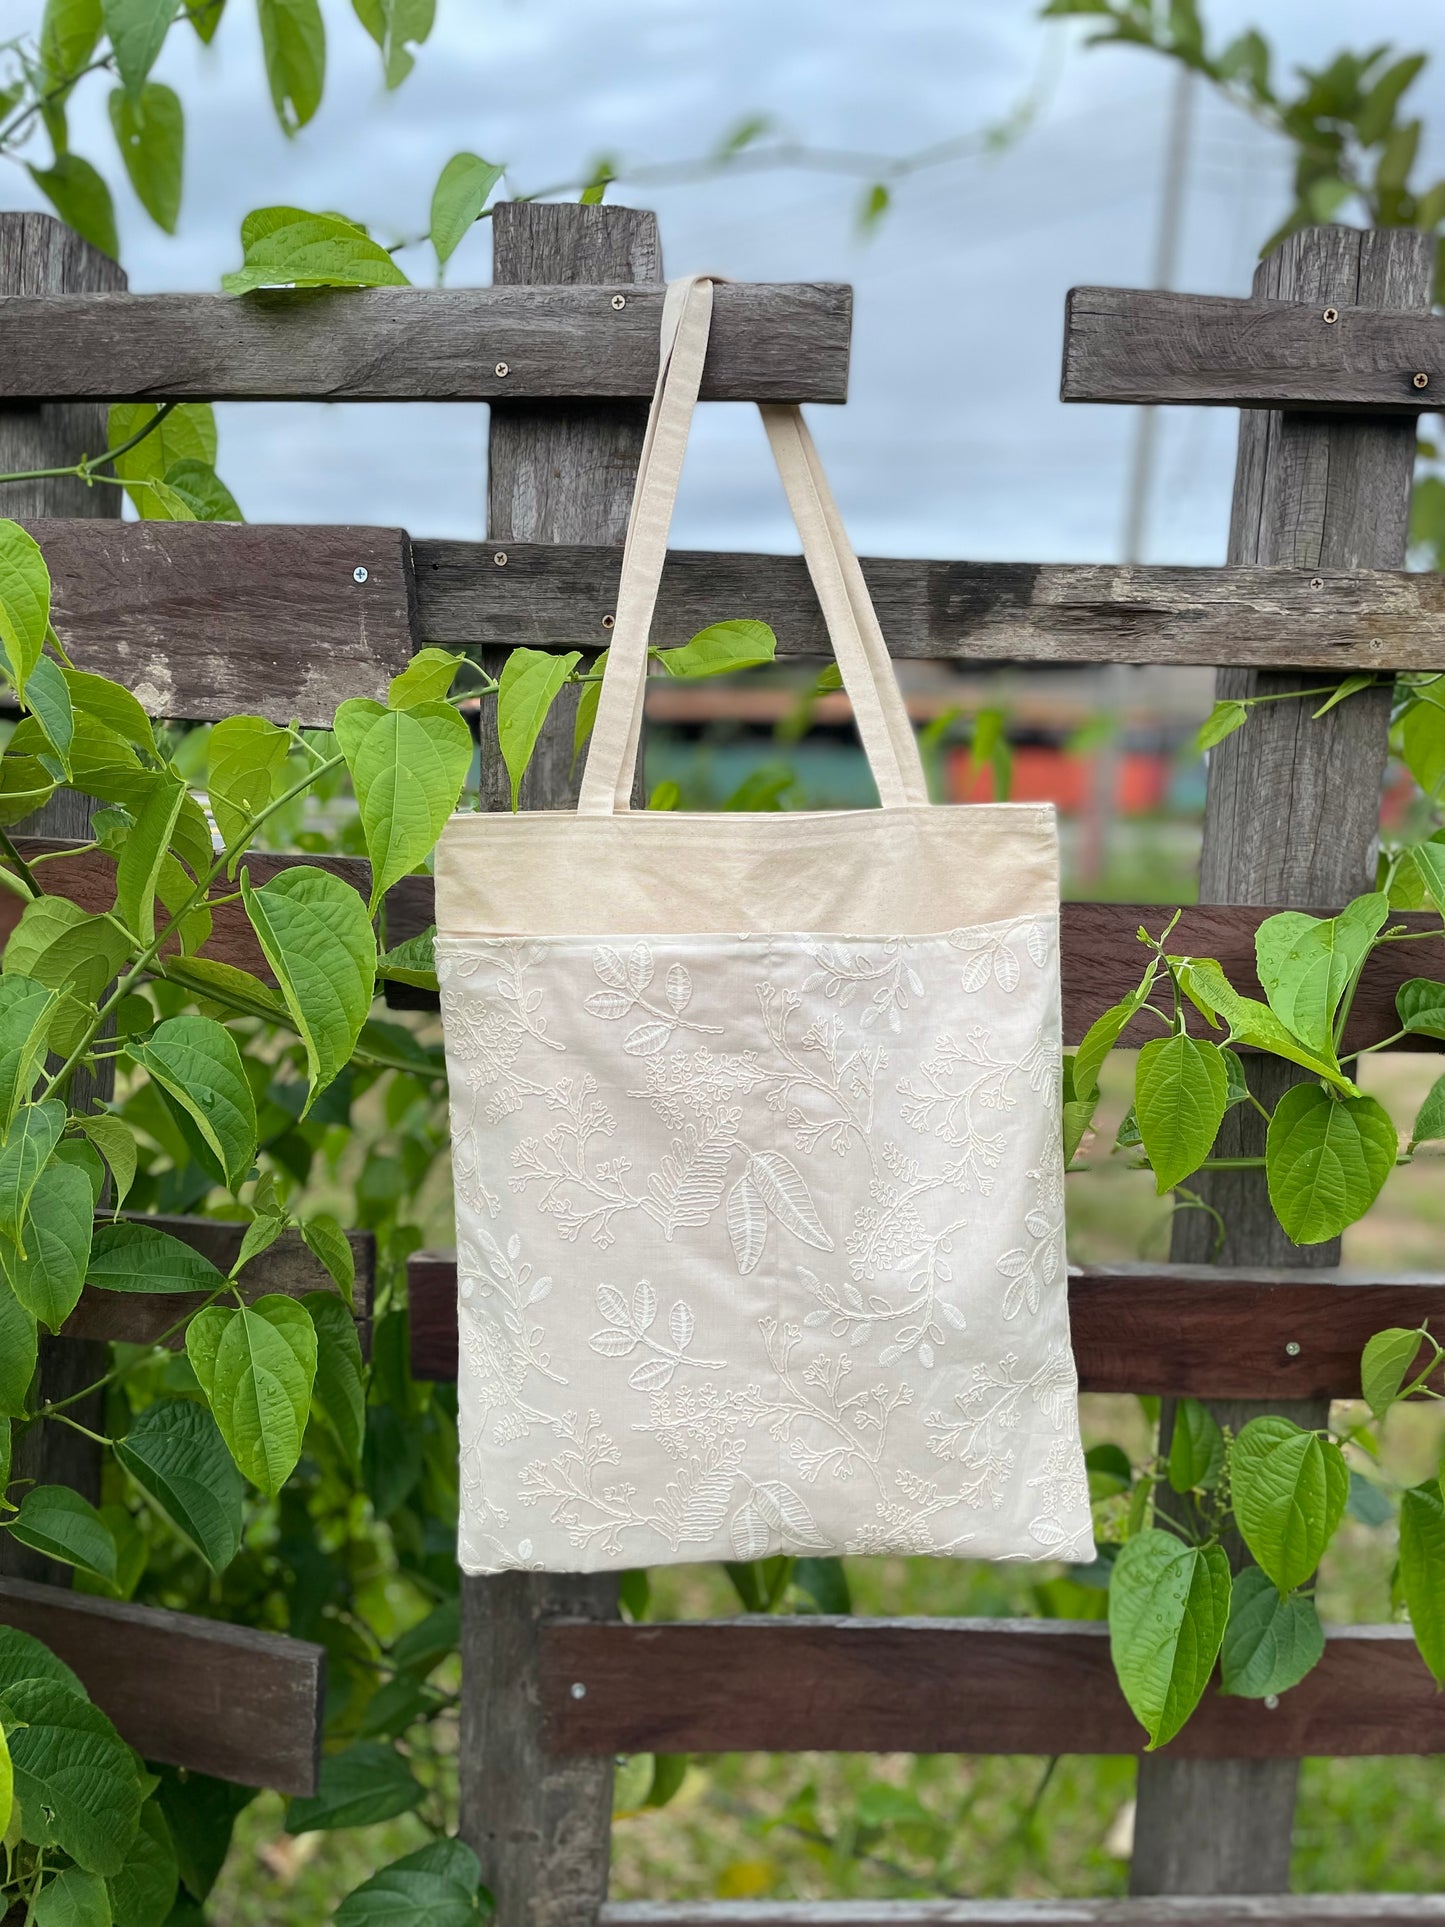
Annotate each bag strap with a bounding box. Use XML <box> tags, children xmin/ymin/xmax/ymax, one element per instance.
<box><xmin>576</xmin><ymin>274</ymin><xmax>930</xmax><ymax>816</ymax></box>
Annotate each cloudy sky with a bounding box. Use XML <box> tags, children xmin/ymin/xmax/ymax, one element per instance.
<box><xmin>8</xmin><ymin>0</ymin><xmax>1445</xmax><ymax>563</ymax></box>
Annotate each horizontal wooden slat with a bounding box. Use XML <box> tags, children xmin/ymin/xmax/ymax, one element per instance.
<box><xmin>380</xmin><ymin>893</ymin><xmax>1445</xmax><ymax>1055</ymax></box>
<box><xmin>1063</xmin><ymin>287</ymin><xmax>1445</xmax><ymax>413</ymax></box>
<box><xmin>543</xmin><ymin>1618</ymin><xmax>1443</xmax><ymax>1758</ymax></box>
<box><xmin>59</xmin><ymin>1214</ymin><xmax>373</xmax><ymax>1347</ymax></box>
<box><xmin>0</xmin><ymin>283</ymin><xmax>850</xmax><ymax>403</ymax></box>
<box><xmin>414</xmin><ymin>541</ymin><xmax>1445</xmax><ymax>671</ymax></box>
<box><xmin>0</xmin><ymin>1574</ymin><xmax>323</xmax><ymax>1791</ymax></box>
<box><xmin>603</xmin><ymin>1903</ymin><xmax>1445</xmax><ymax>1926</ymax></box>
<box><xmin>25</xmin><ymin>520</ymin><xmax>415</xmax><ymax>724</ymax></box>
<box><xmin>405</xmin><ymin>1250</ymin><xmax>1445</xmax><ymax>1398</ymax></box>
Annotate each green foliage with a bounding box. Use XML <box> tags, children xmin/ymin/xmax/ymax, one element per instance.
<box><xmin>497</xmin><ymin>647</ymin><xmax>583</xmax><ymax>810</ymax></box>
<box><xmin>1134</xmin><ymin>1033</ymin><xmax>1228</xmax><ymax>1194</ymax></box>
<box><xmin>222</xmin><ymin>206</ymin><xmax>410</xmax><ymax>294</ymax></box>
<box><xmin>1219</xmin><ymin>1566</ymin><xmax>1324</xmax><ymax>1700</ymax></box>
<box><xmin>9</xmin><ymin>1484</ymin><xmax>116</xmax><ymax>1580</ymax></box>
<box><xmin>108</xmin><ymin>81</ymin><xmax>183</xmax><ymax>232</ymax></box>
<box><xmin>258</xmin><ymin>0</ymin><xmax>327</xmax><ymax>134</ymax></box>
<box><xmin>1107</xmin><ymin>1530</ymin><xmax>1230</xmax><ymax>1748</ymax></box>
<box><xmin>1229</xmin><ymin>1416</ymin><xmax>1348</xmax><ymax>1594</ymax></box>
<box><xmin>430</xmin><ymin>152</ymin><xmax>505</xmax><ymax>270</ymax></box>
<box><xmin>1398</xmin><ymin>1484</ymin><xmax>1445</xmax><ymax>1684</ymax></box>
<box><xmin>242</xmin><ymin>865</ymin><xmax>378</xmax><ymax>1112</ymax></box>
<box><xmin>114</xmin><ymin>1398</ymin><xmax>243</xmax><ymax>1572</ymax></box>
<box><xmin>284</xmin><ymin>1743</ymin><xmax>424</xmax><ymax>1831</ymax></box>
<box><xmin>1264</xmin><ymin>1084</ymin><xmax>1396</xmax><ymax>1246</ymax></box>
<box><xmin>353</xmin><ymin>0</ymin><xmax>436</xmax><ymax>89</ymax></box>
<box><xmin>334</xmin><ymin>697</ymin><xmax>473</xmax><ymax>907</ymax></box>
<box><xmin>335</xmin><ymin>1839</ymin><xmax>485</xmax><ymax>1924</ymax></box>
<box><xmin>187</xmin><ymin>1294</ymin><xmax>318</xmax><ymax>1496</ymax></box>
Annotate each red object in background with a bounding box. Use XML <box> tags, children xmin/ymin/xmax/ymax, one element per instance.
<box><xmin>948</xmin><ymin>746</ymin><xmax>1170</xmax><ymax>814</ymax></box>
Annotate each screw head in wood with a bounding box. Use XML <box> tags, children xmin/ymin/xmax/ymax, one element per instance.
<box><xmin>495</xmin><ymin>361</ymin><xmax>510</xmax><ymax>378</ymax></box>
<box><xmin>1264</xmin><ymin>1694</ymin><xmax>1280</xmax><ymax>1710</ymax></box>
<box><xmin>352</xmin><ymin>566</ymin><xmax>368</xmax><ymax>584</ymax></box>
<box><xmin>494</xmin><ymin>551</ymin><xmax>508</xmax><ymax>567</ymax></box>
<box><xmin>1370</xmin><ymin>638</ymin><xmax>1383</xmax><ymax>650</ymax></box>
<box><xmin>1285</xmin><ymin>1341</ymin><xmax>1301</xmax><ymax>1356</ymax></box>
<box><xmin>602</xmin><ymin>613</ymin><xmax>616</xmax><ymax>629</ymax></box>
<box><xmin>1322</xmin><ymin>307</ymin><xmax>1339</xmax><ymax>324</ymax></box>
<box><xmin>570</xmin><ymin>1681</ymin><xmax>587</xmax><ymax>1700</ymax></box>
<box><xmin>1414</xmin><ymin>372</ymin><xmax>1431</xmax><ymax>390</ymax></box>
<box><xmin>1310</xmin><ymin>577</ymin><xmax>1324</xmax><ymax>590</ymax></box>
<box><xmin>611</xmin><ymin>294</ymin><xmax>626</xmax><ymax>310</ymax></box>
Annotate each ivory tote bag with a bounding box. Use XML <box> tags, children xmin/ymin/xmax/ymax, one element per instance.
<box><xmin>436</xmin><ymin>276</ymin><xmax>1094</xmax><ymax>1575</ymax></box>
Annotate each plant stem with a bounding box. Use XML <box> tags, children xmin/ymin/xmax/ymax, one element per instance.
<box><xmin>0</xmin><ymin>827</ymin><xmax>40</xmax><ymax>898</ymax></box>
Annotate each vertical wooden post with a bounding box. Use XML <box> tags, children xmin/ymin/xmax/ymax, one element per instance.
<box><xmin>0</xmin><ymin>214</ymin><xmax>125</xmax><ymax>1580</ymax></box>
<box><xmin>458</xmin><ymin>200</ymin><xmax>662</xmax><ymax>1927</ymax></box>
<box><xmin>1130</xmin><ymin>225</ymin><xmax>1434</xmax><ymax>1895</ymax></box>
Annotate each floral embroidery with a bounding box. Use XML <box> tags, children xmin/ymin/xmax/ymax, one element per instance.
<box><xmin>438</xmin><ymin>917</ymin><xmax>1093</xmax><ymax>1574</ymax></box>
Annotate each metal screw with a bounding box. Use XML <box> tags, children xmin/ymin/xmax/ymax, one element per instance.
<box><xmin>1310</xmin><ymin>576</ymin><xmax>1324</xmax><ymax>590</ymax></box>
<box><xmin>611</xmin><ymin>294</ymin><xmax>626</xmax><ymax>311</ymax></box>
<box><xmin>1322</xmin><ymin>307</ymin><xmax>1339</xmax><ymax>325</ymax></box>
<box><xmin>1415</xmin><ymin>372</ymin><xmax>1431</xmax><ymax>390</ymax></box>
<box><xmin>495</xmin><ymin>361</ymin><xmax>510</xmax><ymax>378</ymax></box>
<box><xmin>1285</xmin><ymin>1341</ymin><xmax>1301</xmax><ymax>1357</ymax></box>
<box><xmin>352</xmin><ymin>566</ymin><xmax>368</xmax><ymax>584</ymax></box>
<box><xmin>570</xmin><ymin>1681</ymin><xmax>587</xmax><ymax>1700</ymax></box>
<box><xmin>1370</xmin><ymin>638</ymin><xmax>1383</xmax><ymax>650</ymax></box>
<box><xmin>1264</xmin><ymin>1694</ymin><xmax>1280</xmax><ymax>1711</ymax></box>
<box><xmin>601</xmin><ymin>613</ymin><xmax>616</xmax><ymax>630</ymax></box>
<box><xmin>494</xmin><ymin>551</ymin><xmax>508</xmax><ymax>567</ymax></box>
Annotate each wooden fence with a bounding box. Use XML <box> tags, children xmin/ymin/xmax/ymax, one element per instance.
<box><xmin>1</xmin><ymin>202</ymin><xmax>1441</xmax><ymax>1922</ymax></box>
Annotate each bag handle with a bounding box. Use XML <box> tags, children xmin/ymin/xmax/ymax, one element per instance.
<box><xmin>576</xmin><ymin>274</ymin><xmax>930</xmax><ymax>816</ymax></box>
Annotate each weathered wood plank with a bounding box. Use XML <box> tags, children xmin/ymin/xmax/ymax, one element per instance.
<box><xmin>1131</xmin><ymin>225</ymin><xmax>1437</xmax><ymax>1900</ymax></box>
<box><xmin>1063</xmin><ymin>284</ymin><xmax>1445</xmax><ymax>412</ymax></box>
<box><xmin>542</xmin><ymin>1618</ymin><xmax>1444</xmax><ymax>1759</ymax></box>
<box><xmin>602</xmin><ymin>1903</ymin><xmax>1445</xmax><ymax>1925</ymax></box>
<box><xmin>24</xmin><ymin>520</ymin><xmax>415</xmax><ymax>723</ymax></box>
<box><xmin>414</xmin><ymin>541</ymin><xmax>1445</xmax><ymax>671</ymax></box>
<box><xmin>59</xmin><ymin>1214</ymin><xmax>372</xmax><ymax>1346</ymax></box>
<box><xmin>0</xmin><ymin>1574</ymin><xmax>323</xmax><ymax>1792</ymax></box>
<box><xmin>406</xmin><ymin>1248</ymin><xmax>1445</xmax><ymax>1398</ymax></box>
<box><xmin>0</xmin><ymin>278</ymin><xmax>850</xmax><ymax>404</ymax></box>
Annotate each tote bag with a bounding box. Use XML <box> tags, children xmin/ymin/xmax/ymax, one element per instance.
<box><xmin>436</xmin><ymin>275</ymin><xmax>1094</xmax><ymax>1576</ymax></box>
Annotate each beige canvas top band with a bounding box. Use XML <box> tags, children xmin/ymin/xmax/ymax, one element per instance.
<box><xmin>576</xmin><ymin>274</ymin><xmax>931</xmax><ymax>817</ymax></box>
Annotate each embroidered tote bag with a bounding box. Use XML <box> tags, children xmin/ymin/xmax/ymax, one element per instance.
<box><xmin>436</xmin><ymin>275</ymin><xmax>1094</xmax><ymax>1576</ymax></box>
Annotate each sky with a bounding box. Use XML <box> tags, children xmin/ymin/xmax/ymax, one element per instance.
<box><xmin>7</xmin><ymin>0</ymin><xmax>1445</xmax><ymax>565</ymax></box>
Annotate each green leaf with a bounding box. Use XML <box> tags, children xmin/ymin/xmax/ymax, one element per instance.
<box><xmin>352</xmin><ymin>0</ymin><xmax>435</xmax><ymax>86</ymax></box>
<box><xmin>1060</xmin><ymin>1052</ymin><xmax>1098</xmax><ymax>1164</ymax></box>
<box><xmin>188</xmin><ymin>0</ymin><xmax>224</xmax><ymax>38</ymax></box>
<box><xmin>1074</xmin><ymin>961</ymin><xmax>1162</xmax><ymax>1099</ymax></box>
<box><xmin>0</xmin><ymin>1713</ymin><xmax>10</xmax><ymax>1853</ymax></box>
<box><xmin>206</xmin><ymin>717</ymin><xmax>291</xmax><ymax>854</ymax></box>
<box><xmin>108</xmin><ymin>81</ymin><xmax>183</xmax><ymax>232</ymax></box>
<box><xmin>1361</xmin><ymin>1325</ymin><xmax>1427</xmax><ymax>1421</ymax></box>
<box><xmin>1399</xmin><ymin>1482</ymin><xmax>1445</xmax><ymax>1685</ymax></box>
<box><xmin>222</xmin><ymin>206</ymin><xmax>407</xmax><ymax>294</ymax></box>
<box><xmin>1166</xmin><ymin>1397</ymin><xmax>1224</xmax><ymax>1494</ymax></box>
<box><xmin>116</xmin><ymin>772</ymin><xmax>186</xmax><ymax>946</ymax></box>
<box><xmin>106</xmin><ymin>1797</ymin><xmax>179</xmax><ymax>1927</ymax></box>
<box><xmin>158</xmin><ymin>954</ymin><xmax>288</xmax><ymax>1027</ymax></box>
<box><xmin>241</xmin><ymin>865</ymin><xmax>377</xmax><ymax>1113</ymax></box>
<box><xmin>1397</xmin><ymin>977</ymin><xmax>1445</xmax><ymax>1041</ymax></box>
<box><xmin>33</xmin><ymin>1866</ymin><xmax>111</xmax><ymax>1927</ymax></box>
<box><xmin>75</xmin><ymin>1113</ymin><xmax>137</xmax><ymax>1213</ymax></box>
<box><xmin>376</xmin><ymin>928</ymin><xmax>437</xmax><ymax>993</ymax></box>
<box><xmin>101</xmin><ymin>0</ymin><xmax>176</xmax><ymax>94</ymax></box>
<box><xmin>115</xmin><ymin>1397</ymin><xmax>242</xmax><ymax>1573</ymax></box>
<box><xmin>1134</xmin><ymin>1033</ymin><xmax>1229</xmax><ymax>1194</ymax></box>
<box><xmin>1230</xmin><ymin>1415</ymin><xmax>1349</xmax><ymax>1593</ymax></box>
<box><xmin>10</xmin><ymin>1485</ymin><xmax>116</xmax><ymax>1581</ymax></box>
<box><xmin>1401</xmin><ymin>692</ymin><xmax>1445</xmax><ymax>796</ymax></box>
<box><xmin>42</xmin><ymin>0</ymin><xmax>103</xmax><ymax>82</ymax></box>
<box><xmin>3</xmin><ymin>898</ymin><xmax>130</xmax><ymax>1023</ymax></box>
<box><xmin>305</xmin><ymin>1289</ymin><xmax>365</xmax><ymax>1466</ymax></box>
<box><xmin>0</xmin><ymin>522</ymin><xmax>52</xmax><ymax>705</ymax></box>
<box><xmin>496</xmin><ymin>647</ymin><xmax>581</xmax><ymax>810</ymax></box>
<box><xmin>387</xmin><ymin>650</ymin><xmax>464</xmax><ymax>712</ymax></box>
<box><xmin>333</xmin><ymin>699</ymin><xmax>473</xmax><ymax>908</ymax></box>
<box><xmin>107</xmin><ymin>403</ymin><xmax>216</xmax><ymax>522</ymax></box>
<box><xmin>389</xmin><ymin>1597</ymin><xmax>458</xmax><ymax>1678</ymax></box>
<box><xmin>1</xmin><ymin>1157</ymin><xmax>94</xmax><ymax>1328</ymax></box>
<box><xmin>1410</xmin><ymin>1072</ymin><xmax>1445</xmax><ymax>1150</ymax></box>
<box><xmin>1254</xmin><ymin>893</ymin><xmax>1389</xmax><ymax>1057</ymax></box>
<box><xmin>335</xmin><ymin>1839</ymin><xmax>483</xmax><ymax>1926</ymax></box>
<box><xmin>1412</xmin><ymin>839</ymin><xmax>1445</xmax><ymax>916</ymax></box>
<box><xmin>27</xmin><ymin>156</ymin><xmax>119</xmax><ymax>261</ymax></box>
<box><xmin>28</xmin><ymin>655</ymin><xmax>75</xmax><ymax>770</ymax></box>
<box><xmin>0</xmin><ymin>1269</ymin><xmax>37</xmax><ymax>1416</ymax></box>
<box><xmin>132</xmin><ymin>1015</ymin><xmax>257</xmax><ymax>1192</ymax></box>
<box><xmin>257</xmin><ymin>0</ymin><xmax>325</xmax><ymax>132</ymax></box>
<box><xmin>160</xmin><ymin>459</ymin><xmax>243</xmax><ymax>522</ymax></box>
<box><xmin>301</xmin><ymin>1213</ymin><xmax>354</xmax><ymax>1309</ymax></box>
<box><xmin>0</xmin><ymin>976</ymin><xmax>59</xmax><ymax>1133</ymax></box>
<box><xmin>284</xmin><ymin>1742</ymin><xmax>423</xmax><ymax>1833</ymax></box>
<box><xmin>1197</xmin><ymin>699</ymin><xmax>1248</xmax><ymax>751</ymax></box>
<box><xmin>1220</xmin><ymin>1566</ymin><xmax>1325</xmax><ymax>1699</ymax></box>
<box><xmin>0</xmin><ymin>1101</ymin><xmax>66</xmax><ymax>1253</ymax></box>
<box><xmin>429</xmin><ymin>153</ymin><xmax>503</xmax><ymax>270</ymax></box>
<box><xmin>4</xmin><ymin>1676</ymin><xmax>143</xmax><ymax>1874</ymax></box>
<box><xmin>1265</xmin><ymin>1083</ymin><xmax>1396</xmax><ymax>1245</ymax></box>
<box><xmin>1311</xmin><ymin>672</ymin><xmax>1377</xmax><ymax>718</ymax></box>
<box><xmin>187</xmin><ymin>1294</ymin><xmax>317</xmax><ymax>1495</ymax></box>
<box><xmin>1108</xmin><ymin>1530</ymin><xmax>1230</xmax><ymax>1749</ymax></box>
<box><xmin>87</xmin><ymin>1220</ymin><xmax>225</xmax><ymax>1293</ymax></box>
<box><xmin>656</xmin><ymin>620</ymin><xmax>777</xmax><ymax>679</ymax></box>
<box><xmin>1177</xmin><ymin>959</ymin><xmax>1359</xmax><ymax>1094</ymax></box>
<box><xmin>573</xmin><ymin>669</ymin><xmax>602</xmax><ymax>768</ymax></box>
<box><xmin>151</xmin><ymin>1765</ymin><xmax>251</xmax><ymax>1906</ymax></box>
<box><xmin>62</xmin><ymin>662</ymin><xmax>159</xmax><ymax>749</ymax></box>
